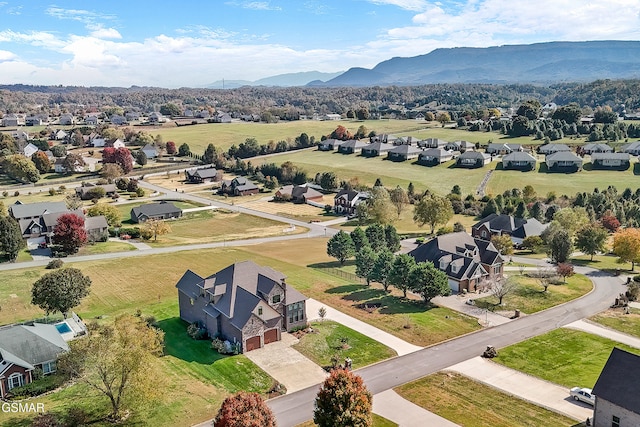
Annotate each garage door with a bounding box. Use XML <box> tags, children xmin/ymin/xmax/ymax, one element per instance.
<box><xmin>264</xmin><ymin>328</ymin><xmax>278</xmax><ymax>345</ymax></box>
<box><xmin>245</xmin><ymin>336</ymin><xmax>261</xmax><ymax>352</ymax></box>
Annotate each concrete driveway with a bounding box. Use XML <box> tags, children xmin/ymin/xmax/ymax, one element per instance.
<box><xmin>447</xmin><ymin>357</ymin><xmax>593</xmax><ymax>421</ymax></box>
<box><xmin>243</xmin><ymin>333</ymin><xmax>328</xmax><ymax>394</ymax></box>
<box><xmin>373</xmin><ymin>390</ymin><xmax>460</xmax><ymax>427</ymax></box>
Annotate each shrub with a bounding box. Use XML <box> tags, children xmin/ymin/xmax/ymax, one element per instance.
<box><xmin>14</xmin><ymin>190</ymin><xmax>19</xmax><ymax>197</ymax></box>
<box><xmin>187</xmin><ymin>322</ymin><xmax>208</xmax><ymax>340</ymax></box>
<box><xmin>627</xmin><ymin>282</ymin><xmax>640</xmax><ymax>301</ymax></box>
<box><xmin>63</xmin><ymin>407</ymin><xmax>89</xmax><ymax>427</ymax></box>
<box><xmin>436</xmin><ymin>226</ymin><xmax>453</xmax><ymax>236</ymax></box>
<box><xmin>2</xmin><ymin>191</ymin><xmax>7</xmax><ymax>197</ymax></box>
<box><xmin>633</xmin><ymin>274</ymin><xmax>640</xmax><ymax>283</ymax></box>
<box><xmin>48</xmin><ymin>188</ymin><xmax>56</xmax><ymax>196</ymax></box>
<box><xmin>9</xmin><ymin>374</ymin><xmax>65</xmax><ymax>398</ymax></box>
<box><xmin>135</xmin><ymin>187</ymin><xmax>145</xmax><ymax>197</ymax></box>
<box><xmin>46</xmin><ymin>259</ymin><xmax>64</xmax><ymax>269</ymax></box>
<box><xmin>30</xmin><ymin>413</ymin><xmax>61</xmax><ymax>427</ymax></box>
<box><xmin>119</xmin><ymin>227</ymin><xmax>141</xmax><ymax>238</ymax></box>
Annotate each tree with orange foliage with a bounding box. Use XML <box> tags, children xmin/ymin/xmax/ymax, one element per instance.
<box><xmin>613</xmin><ymin>228</ymin><xmax>640</xmax><ymax>271</ymax></box>
<box><xmin>214</xmin><ymin>392</ymin><xmax>275</xmax><ymax>427</ymax></box>
<box><xmin>329</xmin><ymin>125</ymin><xmax>353</xmax><ymax>141</ymax></box>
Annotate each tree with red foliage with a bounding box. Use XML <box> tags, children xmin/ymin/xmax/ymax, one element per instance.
<box><xmin>601</xmin><ymin>214</ymin><xmax>621</xmax><ymax>232</ymax></box>
<box><xmin>329</xmin><ymin>125</ymin><xmax>354</xmax><ymax>141</ymax></box>
<box><xmin>102</xmin><ymin>147</ymin><xmax>116</xmax><ymax>164</ymax></box>
<box><xmin>213</xmin><ymin>392</ymin><xmax>275</xmax><ymax>427</ymax></box>
<box><xmin>556</xmin><ymin>263</ymin><xmax>575</xmax><ymax>283</ymax></box>
<box><xmin>314</xmin><ymin>368</ymin><xmax>372</xmax><ymax>427</ymax></box>
<box><xmin>166</xmin><ymin>141</ymin><xmax>177</xmax><ymax>155</ymax></box>
<box><xmin>53</xmin><ymin>213</ymin><xmax>87</xmax><ymax>254</ymax></box>
<box><xmin>102</xmin><ymin>147</ymin><xmax>133</xmax><ymax>173</ymax></box>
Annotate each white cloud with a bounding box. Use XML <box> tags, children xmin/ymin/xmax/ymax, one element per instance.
<box><xmin>225</xmin><ymin>1</ymin><xmax>282</xmax><ymax>11</ymax></box>
<box><xmin>45</xmin><ymin>7</ymin><xmax>116</xmax><ymax>24</ymax></box>
<box><xmin>367</xmin><ymin>0</ymin><xmax>429</xmax><ymax>11</ymax></box>
<box><xmin>0</xmin><ymin>49</ymin><xmax>16</xmax><ymax>61</ymax></box>
<box><xmin>88</xmin><ymin>26</ymin><xmax>122</xmax><ymax>40</ymax></box>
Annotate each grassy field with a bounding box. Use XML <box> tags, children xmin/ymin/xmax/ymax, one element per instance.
<box><xmin>296</xmin><ymin>414</ymin><xmax>398</xmax><ymax>427</ymax></box>
<box><xmin>473</xmin><ymin>273</ymin><xmax>593</xmax><ymax>314</ymax></box>
<box><xmin>571</xmin><ymin>253</ymin><xmax>635</xmax><ymax>274</ymax></box>
<box><xmin>144</xmin><ymin>210</ymin><xmax>306</xmax><ymax>247</ymax></box>
<box><xmin>340</xmin><ymin>211</ymin><xmax>479</xmax><ymax>236</ymax></box>
<box><xmin>254</xmin><ymin>150</ymin><xmax>494</xmax><ymax>196</ymax></box>
<box><xmin>293</xmin><ymin>321</ymin><xmax>397</xmax><ymax>369</ymax></box>
<box><xmin>494</xmin><ymin>329</ymin><xmax>640</xmax><ymax>388</ymax></box>
<box><xmin>590</xmin><ymin>307</ymin><xmax>640</xmax><ymax>338</ymax></box>
<box><xmin>485</xmin><ymin>161</ymin><xmax>640</xmax><ymax>197</ymax></box>
<box><xmin>395</xmin><ymin>372</ymin><xmax>578</xmax><ymax>427</ymax></box>
<box><xmin>150</xmin><ymin>119</ymin><xmax>432</xmax><ymax>154</ymax></box>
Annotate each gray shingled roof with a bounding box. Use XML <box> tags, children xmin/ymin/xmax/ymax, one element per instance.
<box><xmin>511</xmin><ymin>218</ymin><xmax>548</xmax><ymax>239</ymax></box>
<box><xmin>84</xmin><ymin>215</ymin><xmax>108</xmax><ymax>231</ymax></box>
<box><xmin>539</xmin><ymin>143</ymin><xmax>571</xmax><ymax>154</ymax></box>
<box><xmin>188</xmin><ymin>168</ymin><xmax>218</xmax><ymax>179</ymax></box>
<box><xmin>9</xmin><ymin>201</ymin><xmax>68</xmax><ymax>220</ymax></box>
<box><xmin>0</xmin><ymin>323</ymin><xmax>69</xmax><ymax>367</ymax></box>
<box><xmin>592</xmin><ymin>348</ymin><xmax>640</xmax><ymax>415</ymax></box>
<box><xmin>459</xmin><ymin>150</ymin><xmax>490</xmax><ymax>160</ymax></box>
<box><xmin>388</xmin><ymin>144</ymin><xmax>423</xmax><ymax>156</ymax></box>
<box><xmin>503</xmin><ymin>151</ymin><xmax>536</xmax><ymax>162</ymax></box>
<box><xmin>362</xmin><ymin>141</ymin><xmax>394</xmax><ymax>153</ymax></box>
<box><xmin>546</xmin><ymin>151</ymin><xmax>582</xmax><ymax>163</ymax></box>
<box><xmin>473</xmin><ymin>213</ymin><xmax>526</xmax><ymax>234</ymax></box>
<box><xmin>131</xmin><ymin>202</ymin><xmax>182</xmax><ymax>219</ymax></box>
<box><xmin>591</xmin><ymin>152</ymin><xmax>630</xmax><ymax>161</ymax></box>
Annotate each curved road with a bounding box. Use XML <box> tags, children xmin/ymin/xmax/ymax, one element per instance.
<box><xmin>267</xmin><ymin>262</ymin><xmax>627</xmax><ymax>427</ymax></box>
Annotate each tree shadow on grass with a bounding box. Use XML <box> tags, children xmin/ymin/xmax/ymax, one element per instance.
<box><xmin>308</xmin><ymin>260</ymin><xmax>356</xmax><ymax>269</ymax></box>
<box><xmin>157</xmin><ymin>317</ymin><xmax>226</xmax><ymax>364</ymax></box>
<box><xmin>342</xmin><ymin>288</ymin><xmax>387</xmax><ymax>302</ymax></box>
<box><xmin>326</xmin><ymin>284</ymin><xmax>368</xmax><ymax>294</ymax></box>
<box><xmin>377</xmin><ymin>296</ymin><xmax>433</xmax><ymax>315</ymax></box>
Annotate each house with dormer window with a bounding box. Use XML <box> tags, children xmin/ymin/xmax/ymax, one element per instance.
<box><xmin>408</xmin><ymin>232</ymin><xmax>504</xmax><ymax>293</ymax></box>
<box><xmin>176</xmin><ymin>261</ymin><xmax>307</xmax><ymax>352</ymax></box>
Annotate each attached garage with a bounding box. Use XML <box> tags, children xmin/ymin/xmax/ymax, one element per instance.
<box><xmin>263</xmin><ymin>328</ymin><xmax>278</xmax><ymax>345</ymax></box>
<box><xmin>245</xmin><ymin>336</ymin><xmax>261</xmax><ymax>352</ymax></box>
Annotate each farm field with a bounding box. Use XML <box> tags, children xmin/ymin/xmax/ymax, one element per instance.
<box><xmin>494</xmin><ymin>328</ymin><xmax>640</xmax><ymax>388</ymax></box>
<box><xmin>394</xmin><ymin>372</ymin><xmax>578</xmax><ymax>427</ymax></box>
<box><xmin>149</xmin><ymin>119</ymin><xmax>431</xmax><ymax>154</ymax></box>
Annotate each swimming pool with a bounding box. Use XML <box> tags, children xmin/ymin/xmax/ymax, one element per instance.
<box><xmin>55</xmin><ymin>322</ymin><xmax>72</xmax><ymax>334</ymax></box>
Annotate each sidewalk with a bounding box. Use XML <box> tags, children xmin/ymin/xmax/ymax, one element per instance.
<box><xmin>447</xmin><ymin>357</ymin><xmax>592</xmax><ymax>421</ymax></box>
<box><xmin>373</xmin><ymin>390</ymin><xmax>460</xmax><ymax>427</ymax></box>
<box><xmin>305</xmin><ymin>298</ymin><xmax>422</xmax><ymax>356</ymax></box>
<box><xmin>564</xmin><ymin>319</ymin><xmax>640</xmax><ymax>349</ymax></box>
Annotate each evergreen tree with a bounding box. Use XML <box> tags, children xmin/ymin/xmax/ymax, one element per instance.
<box><xmin>0</xmin><ymin>216</ymin><xmax>26</xmax><ymax>262</ymax></box>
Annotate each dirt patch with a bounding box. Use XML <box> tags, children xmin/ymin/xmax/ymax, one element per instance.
<box><xmin>357</xmin><ymin>302</ymin><xmax>382</xmax><ymax>313</ymax></box>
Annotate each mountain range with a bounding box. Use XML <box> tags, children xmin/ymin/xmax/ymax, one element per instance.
<box><xmin>206</xmin><ymin>71</ymin><xmax>343</xmax><ymax>89</ymax></box>
<box><xmin>322</xmin><ymin>41</ymin><xmax>640</xmax><ymax>86</ymax></box>
<box><xmin>207</xmin><ymin>41</ymin><xmax>640</xmax><ymax>88</ymax></box>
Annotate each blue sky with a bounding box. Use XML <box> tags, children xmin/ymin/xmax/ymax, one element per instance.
<box><xmin>1</xmin><ymin>0</ymin><xmax>639</xmax><ymax>87</ymax></box>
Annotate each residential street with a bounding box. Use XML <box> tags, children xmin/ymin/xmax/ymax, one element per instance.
<box><xmin>267</xmin><ymin>266</ymin><xmax>627</xmax><ymax>427</ymax></box>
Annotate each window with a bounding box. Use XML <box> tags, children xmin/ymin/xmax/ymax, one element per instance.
<box><xmin>8</xmin><ymin>373</ymin><xmax>24</xmax><ymax>390</ymax></box>
<box><xmin>272</xmin><ymin>294</ymin><xmax>281</xmax><ymax>304</ymax></box>
<box><xmin>612</xmin><ymin>415</ymin><xmax>620</xmax><ymax>427</ymax></box>
<box><xmin>42</xmin><ymin>361</ymin><xmax>56</xmax><ymax>375</ymax></box>
<box><xmin>189</xmin><ymin>298</ymin><xmax>194</xmax><ymax>306</ymax></box>
<box><xmin>288</xmin><ymin>302</ymin><xmax>304</xmax><ymax>324</ymax></box>
<box><xmin>258</xmin><ymin>307</ymin><xmax>263</xmax><ymax>316</ymax></box>
<box><xmin>481</xmin><ymin>230</ymin><xmax>487</xmax><ymax>238</ymax></box>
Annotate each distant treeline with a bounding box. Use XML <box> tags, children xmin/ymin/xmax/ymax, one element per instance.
<box><xmin>2</xmin><ymin>80</ymin><xmax>640</xmax><ymax>118</ymax></box>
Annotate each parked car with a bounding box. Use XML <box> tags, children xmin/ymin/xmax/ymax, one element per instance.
<box><xmin>570</xmin><ymin>387</ymin><xmax>595</xmax><ymax>405</ymax></box>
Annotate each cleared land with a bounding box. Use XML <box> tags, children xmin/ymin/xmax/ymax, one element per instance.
<box><xmin>293</xmin><ymin>321</ymin><xmax>397</xmax><ymax>369</ymax></box>
<box><xmin>590</xmin><ymin>307</ymin><xmax>640</xmax><ymax>338</ymax></box>
<box><xmin>395</xmin><ymin>372</ymin><xmax>578</xmax><ymax>427</ymax></box>
<box><xmin>473</xmin><ymin>273</ymin><xmax>593</xmax><ymax>314</ymax></box>
<box><xmin>494</xmin><ymin>329</ymin><xmax>640</xmax><ymax>388</ymax></box>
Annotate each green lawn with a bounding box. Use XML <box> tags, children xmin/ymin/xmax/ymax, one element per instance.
<box><xmin>0</xmin><ymin>304</ymin><xmax>274</xmax><ymax>427</ymax></box>
<box><xmin>293</xmin><ymin>321</ymin><xmax>397</xmax><ymax>369</ymax></box>
<box><xmin>76</xmin><ymin>241</ymin><xmax>137</xmax><ymax>255</ymax></box>
<box><xmin>395</xmin><ymin>372</ymin><xmax>578</xmax><ymax>427</ymax></box>
<box><xmin>494</xmin><ymin>329</ymin><xmax>640</xmax><ymax>388</ymax></box>
<box><xmin>296</xmin><ymin>413</ymin><xmax>398</xmax><ymax>427</ymax></box>
<box><xmin>590</xmin><ymin>307</ymin><xmax>640</xmax><ymax>338</ymax></box>
<box><xmin>473</xmin><ymin>273</ymin><xmax>593</xmax><ymax>314</ymax></box>
<box><xmin>572</xmin><ymin>254</ymin><xmax>635</xmax><ymax>274</ymax></box>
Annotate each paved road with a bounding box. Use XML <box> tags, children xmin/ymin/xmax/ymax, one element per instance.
<box><xmin>267</xmin><ymin>266</ymin><xmax>627</xmax><ymax>427</ymax></box>
<box><xmin>138</xmin><ymin>180</ymin><xmax>339</xmax><ymax>237</ymax></box>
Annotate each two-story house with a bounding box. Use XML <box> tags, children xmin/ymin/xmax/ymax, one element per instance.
<box><xmin>176</xmin><ymin>261</ymin><xmax>308</xmax><ymax>352</ymax></box>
